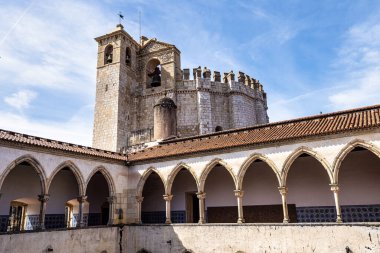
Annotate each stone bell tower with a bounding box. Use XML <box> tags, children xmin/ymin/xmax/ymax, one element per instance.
<box><xmin>92</xmin><ymin>24</ymin><xmax>140</xmax><ymax>152</ymax></box>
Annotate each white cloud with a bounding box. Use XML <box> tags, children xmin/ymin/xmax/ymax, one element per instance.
<box><xmin>0</xmin><ymin>104</ymin><xmax>93</xmax><ymax>146</ymax></box>
<box><xmin>328</xmin><ymin>19</ymin><xmax>380</xmax><ymax>110</ymax></box>
<box><xmin>4</xmin><ymin>90</ymin><xmax>37</xmax><ymax>110</ymax></box>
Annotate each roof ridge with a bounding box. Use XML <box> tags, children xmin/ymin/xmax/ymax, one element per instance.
<box><xmin>161</xmin><ymin>103</ymin><xmax>380</xmax><ymax>144</ymax></box>
<box><xmin>0</xmin><ymin>128</ymin><xmax>126</xmax><ymax>158</ymax></box>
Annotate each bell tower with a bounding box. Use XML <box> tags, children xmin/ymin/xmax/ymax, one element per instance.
<box><xmin>92</xmin><ymin>24</ymin><xmax>140</xmax><ymax>152</ymax></box>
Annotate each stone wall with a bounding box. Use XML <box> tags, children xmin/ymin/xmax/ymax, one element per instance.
<box><xmin>0</xmin><ymin>226</ymin><xmax>119</xmax><ymax>253</ymax></box>
<box><xmin>124</xmin><ymin>224</ymin><xmax>380</xmax><ymax>253</ymax></box>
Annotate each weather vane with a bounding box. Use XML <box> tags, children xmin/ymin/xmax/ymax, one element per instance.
<box><xmin>118</xmin><ymin>11</ymin><xmax>124</xmax><ymax>24</ymax></box>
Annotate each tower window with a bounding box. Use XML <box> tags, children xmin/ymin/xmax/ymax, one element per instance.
<box><xmin>126</xmin><ymin>47</ymin><xmax>131</xmax><ymax>66</ymax></box>
<box><xmin>215</xmin><ymin>126</ymin><xmax>223</xmax><ymax>132</ymax></box>
<box><xmin>104</xmin><ymin>45</ymin><xmax>113</xmax><ymax>64</ymax></box>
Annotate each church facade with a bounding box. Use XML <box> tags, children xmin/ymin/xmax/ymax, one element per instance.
<box><xmin>1</xmin><ymin>25</ymin><xmax>380</xmax><ymax>252</ymax></box>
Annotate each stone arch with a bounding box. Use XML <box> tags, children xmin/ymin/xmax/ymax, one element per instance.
<box><xmin>136</xmin><ymin>167</ymin><xmax>166</xmax><ymax>197</ymax></box>
<box><xmin>166</xmin><ymin>162</ymin><xmax>199</xmax><ymax>195</ymax></box>
<box><xmin>282</xmin><ymin>146</ymin><xmax>333</xmax><ymax>186</ymax></box>
<box><xmin>104</xmin><ymin>44</ymin><xmax>113</xmax><ymax>64</ymax></box>
<box><xmin>145</xmin><ymin>58</ymin><xmax>161</xmax><ymax>88</ymax></box>
<box><xmin>0</xmin><ymin>154</ymin><xmax>47</xmax><ymax>194</ymax></box>
<box><xmin>84</xmin><ymin>166</ymin><xmax>116</xmax><ymax>196</ymax></box>
<box><xmin>333</xmin><ymin>139</ymin><xmax>380</xmax><ymax>184</ymax></box>
<box><xmin>199</xmin><ymin>158</ymin><xmax>237</xmax><ymax>192</ymax></box>
<box><xmin>47</xmin><ymin>160</ymin><xmax>85</xmax><ymax>196</ymax></box>
<box><xmin>237</xmin><ymin>153</ymin><xmax>281</xmax><ymax>190</ymax></box>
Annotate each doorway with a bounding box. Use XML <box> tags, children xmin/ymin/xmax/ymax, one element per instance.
<box><xmin>186</xmin><ymin>192</ymin><xmax>199</xmax><ymax>223</ymax></box>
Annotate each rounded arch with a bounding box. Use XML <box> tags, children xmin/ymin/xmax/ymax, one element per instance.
<box><xmin>84</xmin><ymin>166</ymin><xmax>116</xmax><ymax>196</ymax></box>
<box><xmin>333</xmin><ymin>139</ymin><xmax>380</xmax><ymax>183</ymax></box>
<box><xmin>237</xmin><ymin>153</ymin><xmax>281</xmax><ymax>190</ymax></box>
<box><xmin>0</xmin><ymin>154</ymin><xmax>47</xmax><ymax>194</ymax></box>
<box><xmin>199</xmin><ymin>158</ymin><xmax>237</xmax><ymax>192</ymax></box>
<box><xmin>47</xmin><ymin>160</ymin><xmax>85</xmax><ymax>196</ymax></box>
<box><xmin>282</xmin><ymin>146</ymin><xmax>333</xmax><ymax>186</ymax></box>
<box><xmin>166</xmin><ymin>163</ymin><xmax>199</xmax><ymax>195</ymax></box>
<box><xmin>104</xmin><ymin>44</ymin><xmax>113</xmax><ymax>64</ymax></box>
<box><xmin>136</xmin><ymin>167</ymin><xmax>166</xmax><ymax>197</ymax></box>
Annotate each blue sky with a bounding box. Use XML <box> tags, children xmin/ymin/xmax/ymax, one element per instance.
<box><xmin>1</xmin><ymin>0</ymin><xmax>380</xmax><ymax>146</ymax></box>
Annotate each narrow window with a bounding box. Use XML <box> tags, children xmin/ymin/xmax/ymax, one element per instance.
<box><xmin>126</xmin><ymin>47</ymin><xmax>131</xmax><ymax>66</ymax></box>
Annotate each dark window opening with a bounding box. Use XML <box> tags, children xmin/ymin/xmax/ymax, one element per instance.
<box><xmin>215</xmin><ymin>126</ymin><xmax>223</xmax><ymax>132</ymax></box>
<box><xmin>126</xmin><ymin>47</ymin><xmax>131</xmax><ymax>66</ymax></box>
<box><xmin>104</xmin><ymin>45</ymin><xmax>113</xmax><ymax>64</ymax></box>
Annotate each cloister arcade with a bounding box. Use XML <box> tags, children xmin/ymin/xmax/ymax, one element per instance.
<box><xmin>0</xmin><ymin>156</ymin><xmax>116</xmax><ymax>232</ymax></box>
<box><xmin>136</xmin><ymin>140</ymin><xmax>380</xmax><ymax>225</ymax></box>
<box><xmin>1</xmin><ymin>137</ymin><xmax>380</xmax><ymax>232</ymax></box>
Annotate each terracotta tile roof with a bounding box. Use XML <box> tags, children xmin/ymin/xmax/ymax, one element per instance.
<box><xmin>0</xmin><ymin>130</ymin><xmax>126</xmax><ymax>161</ymax></box>
<box><xmin>128</xmin><ymin>104</ymin><xmax>380</xmax><ymax>162</ymax></box>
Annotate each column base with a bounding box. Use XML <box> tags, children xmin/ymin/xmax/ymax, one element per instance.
<box><xmin>283</xmin><ymin>218</ymin><xmax>289</xmax><ymax>223</ymax></box>
<box><xmin>198</xmin><ymin>219</ymin><xmax>205</xmax><ymax>224</ymax></box>
<box><xmin>336</xmin><ymin>216</ymin><xmax>343</xmax><ymax>223</ymax></box>
<box><xmin>237</xmin><ymin>218</ymin><xmax>245</xmax><ymax>223</ymax></box>
<box><xmin>165</xmin><ymin>219</ymin><xmax>172</xmax><ymax>224</ymax></box>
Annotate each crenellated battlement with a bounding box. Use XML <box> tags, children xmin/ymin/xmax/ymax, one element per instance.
<box><xmin>180</xmin><ymin>67</ymin><xmax>266</xmax><ymax>101</ymax></box>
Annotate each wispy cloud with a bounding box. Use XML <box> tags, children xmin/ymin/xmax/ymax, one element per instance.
<box><xmin>4</xmin><ymin>90</ymin><xmax>37</xmax><ymax>110</ymax></box>
<box><xmin>0</xmin><ymin>104</ymin><xmax>93</xmax><ymax>146</ymax></box>
<box><xmin>328</xmin><ymin>18</ymin><xmax>380</xmax><ymax>110</ymax></box>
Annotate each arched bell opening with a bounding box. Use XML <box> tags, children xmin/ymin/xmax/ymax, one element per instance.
<box><xmin>170</xmin><ymin>168</ymin><xmax>198</xmax><ymax>223</ymax></box>
<box><xmin>0</xmin><ymin>162</ymin><xmax>43</xmax><ymax>232</ymax></box>
<box><xmin>242</xmin><ymin>160</ymin><xmax>283</xmax><ymax>222</ymax></box>
<box><xmin>104</xmin><ymin>45</ymin><xmax>113</xmax><ymax>64</ymax></box>
<box><xmin>146</xmin><ymin>59</ymin><xmax>162</xmax><ymax>88</ymax></box>
<box><xmin>141</xmin><ymin>171</ymin><xmax>166</xmax><ymax>224</ymax></box>
<box><xmin>46</xmin><ymin>167</ymin><xmax>81</xmax><ymax>228</ymax></box>
<box><xmin>286</xmin><ymin>154</ymin><xmax>335</xmax><ymax>223</ymax></box>
<box><xmin>86</xmin><ymin>171</ymin><xmax>110</xmax><ymax>226</ymax></box>
<box><xmin>338</xmin><ymin>147</ymin><xmax>380</xmax><ymax>222</ymax></box>
<box><xmin>204</xmin><ymin>164</ymin><xmax>236</xmax><ymax>223</ymax></box>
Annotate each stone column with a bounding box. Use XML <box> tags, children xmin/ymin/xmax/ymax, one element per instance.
<box><xmin>197</xmin><ymin>192</ymin><xmax>206</xmax><ymax>224</ymax></box>
<box><xmin>163</xmin><ymin>194</ymin><xmax>173</xmax><ymax>224</ymax></box>
<box><xmin>107</xmin><ymin>196</ymin><xmax>116</xmax><ymax>225</ymax></box>
<box><xmin>136</xmin><ymin>196</ymin><xmax>144</xmax><ymax>224</ymax></box>
<box><xmin>38</xmin><ymin>194</ymin><xmax>49</xmax><ymax>230</ymax></box>
<box><xmin>330</xmin><ymin>184</ymin><xmax>343</xmax><ymax>223</ymax></box>
<box><xmin>76</xmin><ymin>195</ymin><xmax>87</xmax><ymax>228</ymax></box>
<box><xmin>278</xmin><ymin>187</ymin><xmax>289</xmax><ymax>223</ymax></box>
<box><xmin>234</xmin><ymin>190</ymin><xmax>245</xmax><ymax>223</ymax></box>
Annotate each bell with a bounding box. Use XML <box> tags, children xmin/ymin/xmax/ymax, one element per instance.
<box><xmin>106</xmin><ymin>54</ymin><xmax>112</xmax><ymax>63</ymax></box>
<box><xmin>151</xmin><ymin>75</ymin><xmax>161</xmax><ymax>87</ymax></box>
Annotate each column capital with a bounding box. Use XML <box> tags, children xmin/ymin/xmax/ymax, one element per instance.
<box><xmin>330</xmin><ymin>184</ymin><xmax>340</xmax><ymax>192</ymax></box>
<box><xmin>77</xmin><ymin>195</ymin><xmax>87</xmax><ymax>203</ymax></box>
<box><xmin>38</xmin><ymin>194</ymin><xmax>50</xmax><ymax>202</ymax></box>
<box><xmin>234</xmin><ymin>190</ymin><xmax>244</xmax><ymax>198</ymax></box>
<box><xmin>107</xmin><ymin>195</ymin><xmax>117</xmax><ymax>204</ymax></box>
<box><xmin>136</xmin><ymin>196</ymin><xmax>144</xmax><ymax>203</ymax></box>
<box><xmin>196</xmin><ymin>192</ymin><xmax>206</xmax><ymax>200</ymax></box>
<box><xmin>278</xmin><ymin>186</ymin><xmax>288</xmax><ymax>195</ymax></box>
<box><xmin>163</xmin><ymin>194</ymin><xmax>173</xmax><ymax>201</ymax></box>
